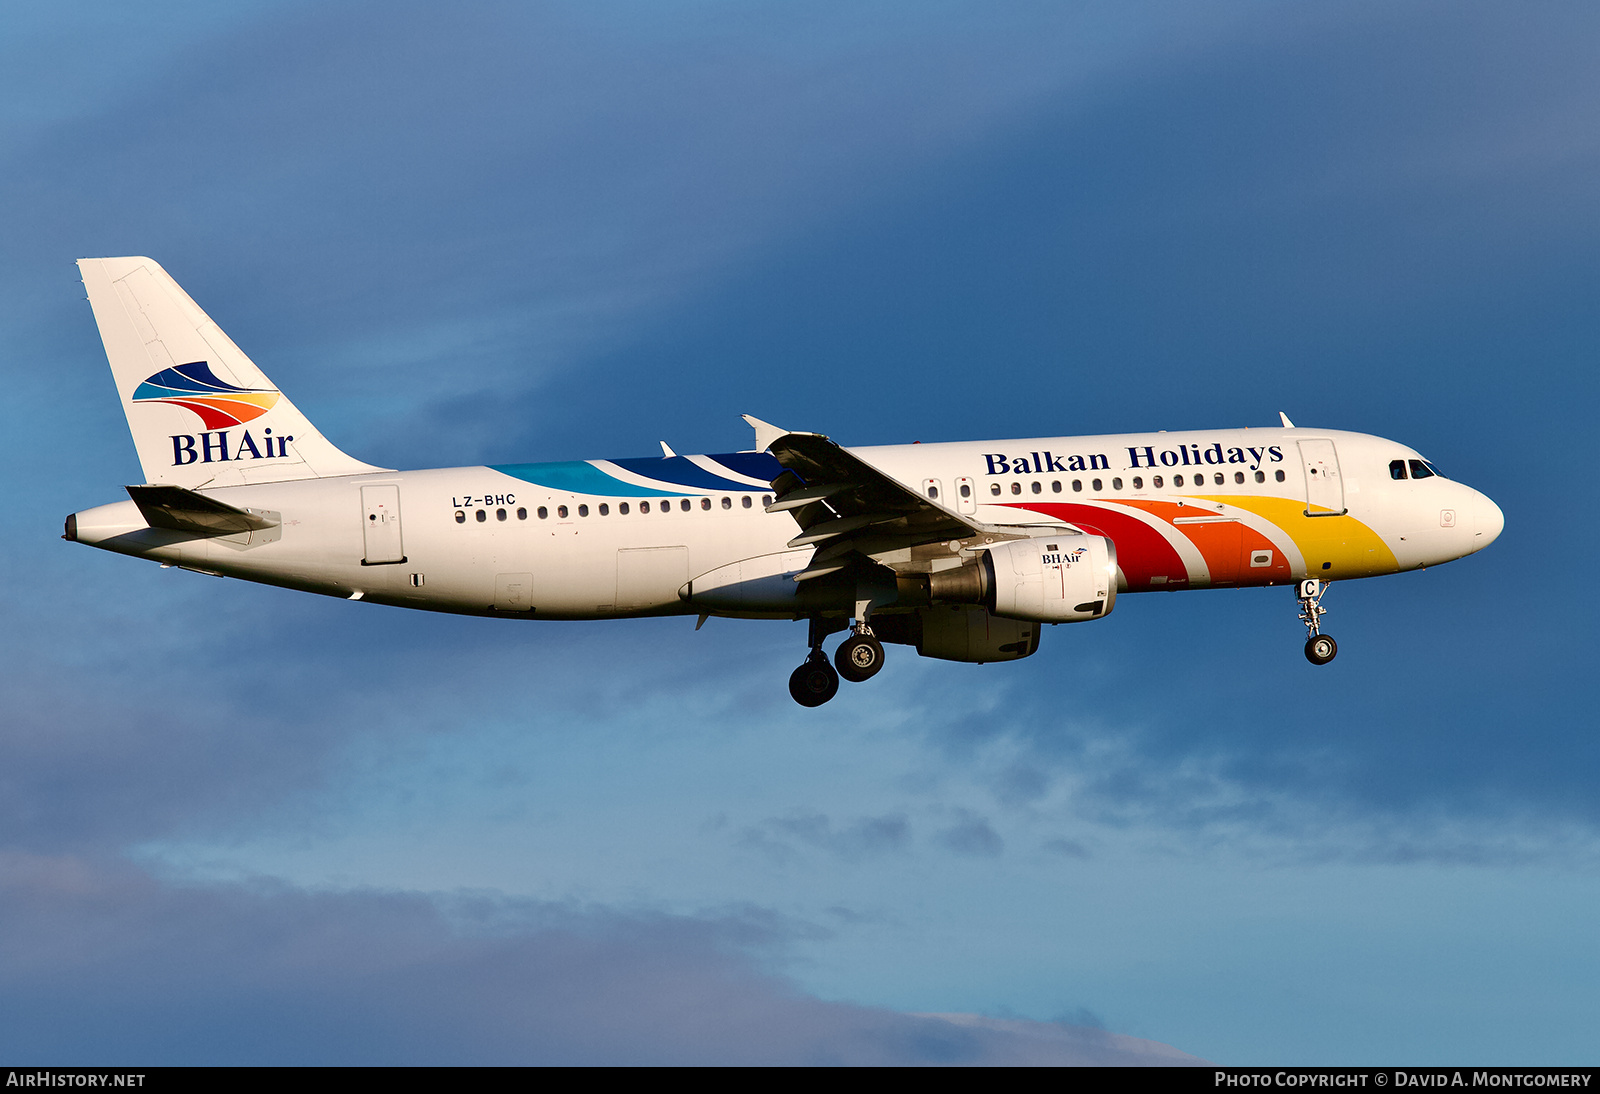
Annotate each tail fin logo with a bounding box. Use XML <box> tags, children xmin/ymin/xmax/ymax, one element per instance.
<box><xmin>132</xmin><ymin>361</ymin><xmax>280</xmax><ymax>429</ymax></box>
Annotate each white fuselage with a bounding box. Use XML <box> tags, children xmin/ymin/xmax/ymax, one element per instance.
<box><xmin>68</xmin><ymin>426</ymin><xmax>1503</xmax><ymax>621</ymax></box>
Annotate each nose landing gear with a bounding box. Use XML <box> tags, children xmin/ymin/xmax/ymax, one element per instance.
<box><xmin>1297</xmin><ymin>579</ymin><xmax>1337</xmax><ymax>665</ymax></box>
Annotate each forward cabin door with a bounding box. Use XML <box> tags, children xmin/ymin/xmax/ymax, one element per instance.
<box><xmin>361</xmin><ymin>485</ymin><xmax>405</xmax><ymax>564</ymax></box>
<box><xmin>1297</xmin><ymin>440</ymin><xmax>1347</xmax><ymax>517</ymax></box>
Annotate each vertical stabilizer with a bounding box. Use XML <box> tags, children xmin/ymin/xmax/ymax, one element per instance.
<box><xmin>78</xmin><ymin>257</ymin><xmax>386</xmax><ymax>487</ymax></box>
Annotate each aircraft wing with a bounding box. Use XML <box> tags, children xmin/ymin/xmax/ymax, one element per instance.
<box><xmin>749</xmin><ymin>418</ymin><xmax>1043</xmax><ymax>583</ymax></box>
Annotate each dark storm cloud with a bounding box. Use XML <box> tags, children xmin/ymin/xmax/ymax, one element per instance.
<box><xmin>0</xmin><ymin>854</ymin><xmax>1201</xmax><ymax>1065</ymax></box>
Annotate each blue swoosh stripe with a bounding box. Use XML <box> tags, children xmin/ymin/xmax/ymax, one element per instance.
<box><xmin>703</xmin><ymin>452</ymin><xmax>783</xmax><ymax>483</ymax></box>
<box><xmin>491</xmin><ymin>461</ymin><xmax>695</xmax><ymax>497</ymax></box>
<box><xmin>608</xmin><ymin>456</ymin><xmax>766</xmax><ymax>492</ymax></box>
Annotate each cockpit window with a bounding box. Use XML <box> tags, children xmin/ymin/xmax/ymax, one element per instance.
<box><xmin>1390</xmin><ymin>459</ymin><xmax>1407</xmax><ymax>480</ymax></box>
<box><xmin>1409</xmin><ymin>459</ymin><xmax>1437</xmax><ymax>480</ymax></box>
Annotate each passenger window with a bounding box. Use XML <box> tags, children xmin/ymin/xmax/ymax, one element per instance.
<box><xmin>1275</xmin><ymin>470</ymin><xmax>1286</xmax><ymax>482</ymax></box>
<box><xmin>960</xmin><ymin>484</ymin><xmax>971</xmax><ymax>498</ymax></box>
<box><xmin>496</xmin><ymin>508</ymin><xmax>507</xmax><ymax>521</ymax></box>
<box><xmin>1011</xmin><ymin>482</ymin><xmax>1021</xmax><ymax>495</ymax></box>
<box><xmin>1111</xmin><ymin>477</ymin><xmax>1123</xmax><ymax>490</ymax></box>
<box><xmin>1091</xmin><ymin>478</ymin><xmax>1102</xmax><ymax>491</ymax></box>
<box><xmin>927</xmin><ymin>485</ymin><xmax>938</xmax><ymax>499</ymax></box>
<box><xmin>1051</xmin><ymin>481</ymin><xmax>1061</xmax><ymax>493</ymax></box>
<box><xmin>1153</xmin><ymin>475</ymin><xmax>1163</xmax><ymax>488</ymax></box>
<box><xmin>640</xmin><ymin>500</ymin><xmax>650</xmax><ymax>513</ymax></box>
<box><xmin>1409</xmin><ymin>459</ymin><xmax>1435</xmax><ymax>480</ymax></box>
<box><xmin>619</xmin><ymin>502</ymin><xmax>629</xmax><ymax>515</ymax></box>
<box><xmin>990</xmin><ymin>483</ymin><xmax>1001</xmax><ymax>497</ymax></box>
<box><xmin>1174</xmin><ymin>475</ymin><xmax>1184</xmax><ymax>487</ymax></box>
<box><xmin>1390</xmin><ymin>459</ymin><xmax>1408</xmax><ymax>480</ymax></box>
<box><xmin>538</xmin><ymin>506</ymin><xmax>548</xmax><ymax>519</ymax></box>
<box><xmin>1214</xmin><ymin>473</ymin><xmax>1224</xmax><ymax>486</ymax></box>
<box><xmin>1031</xmin><ymin>481</ymin><xmax>1041</xmax><ymax>494</ymax></box>
<box><xmin>1254</xmin><ymin>471</ymin><xmax>1264</xmax><ymax>484</ymax></box>
<box><xmin>700</xmin><ymin>498</ymin><xmax>711</xmax><ymax>510</ymax></box>
<box><xmin>599</xmin><ymin>503</ymin><xmax>609</xmax><ymax>516</ymax></box>
<box><xmin>1132</xmin><ymin>476</ymin><xmax>1143</xmax><ymax>489</ymax></box>
<box><xmin>476</xmin><ymin>509</ymin><xmax>486</xmax><ymax>522</ymax></box>
<box><xmin>762</xmin><ymin>495</ymin><xmax>772</xmax><ymax>506</ymax></box>
<box><xmin>455</xmin><ymin>510</ymin><xmax>466</xmax><ymax>523</ymax></box>
<box><xmin>742</xmin><ymin>496</ymin><xmax>752</xmax><ymax>508</ymax></box>
<box><xmin>557</xmin><ymin>505</ymin><xmax>568</xmax><ymax>518</ymax></box>
<box><xmin>1234</xmin><ymin>472</ymin><xmax>1244</xmax><ymax>484</ymax></box>
<box><xmin>517</xmin><ymin>507</ymin><xmax>527</xmax><ymax>520</ymax></box>
<box><xmin>681</xmin><ymin>499</ymin><xmax>691</xmax><ymax>511</ymax></box>
<box><xmin>578</xmin><ymin>504</ymin><xmax>589</xmax><ymax>517</ymax></box>
<box><xmin>722</xmin><ymin>496</ymin><xmax>732</xmax><ymax>509</ymax></box>
<box><xmin>1072</xmin><ymin>480</ymin><xmax>1082</xmax><ymax>492</ymax></box>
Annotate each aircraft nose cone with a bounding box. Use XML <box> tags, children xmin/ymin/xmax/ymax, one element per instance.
<box><xmin>1475</xmin><ymin>492</ymin><xmax>1504</xmax><ymax>549</ymax></box>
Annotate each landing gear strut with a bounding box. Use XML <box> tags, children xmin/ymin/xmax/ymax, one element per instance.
<box><xmin>836</xmin><ymin>595</ymin><xmax>889</xmax><ymax>684</ymax></box>
<box><xmin>789</xmin><ymin>607</ymin><xmax>891</xmax><ymax>705</ymax></box>
<box><xmin>789</xmin><ymin>615</ymin><xmax>843</xmax><ymax>707</ymax></box>
<box><xmin>1297</xmin><ymin>579</ymin><xmax>1337</xmax><ymax>665</ymax></box>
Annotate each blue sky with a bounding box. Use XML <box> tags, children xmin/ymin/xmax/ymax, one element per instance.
<box><xmin>3</xmin><ymin>0</ymin><xmax>1597</xmax><ymax>1064</ymax></box>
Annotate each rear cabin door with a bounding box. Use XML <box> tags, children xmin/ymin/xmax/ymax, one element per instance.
<box><xmin>361</xmin><ymin>485</ymin><xmax>405</xmax><ymax>564</ymax></box>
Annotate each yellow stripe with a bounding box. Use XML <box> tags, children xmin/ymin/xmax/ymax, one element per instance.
<box><xmin>1194</xmin><ymin>495</ymin><xmax>1398</xmax><ymax>578</ymax></box>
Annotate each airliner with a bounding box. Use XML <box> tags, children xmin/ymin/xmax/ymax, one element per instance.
<box><xmin>64</xmin><ymin>258</ymin><xmax>1504</xmax><ymax>706</ymax></box>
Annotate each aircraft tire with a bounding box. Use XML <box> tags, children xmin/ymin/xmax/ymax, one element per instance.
<box><xmin>790</xmin><ymin>657</ymin><xmax>840</xmax><ymax>706</ymax></box>
<box><xmin>1304</xmin><ymin>634</ymin><xmax>1338</xmax><ymax>665</ymax></box>
<box><xmin>835</xmin><ymin>635</ymin><xmax>885</xmax><ymax>683</ymax></box>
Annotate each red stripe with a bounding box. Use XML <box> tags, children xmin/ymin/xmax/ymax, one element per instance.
<box><xmin>1002</xmin><ymin>502</ymin><xmax>1187</xmax><ymax>590</ymax></box>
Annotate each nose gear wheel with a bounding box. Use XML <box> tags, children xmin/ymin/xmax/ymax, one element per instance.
<box><xmin>1296</xmin><ymin>579</ymin><xmax>1337</xmax><ymax>665</ymax></box>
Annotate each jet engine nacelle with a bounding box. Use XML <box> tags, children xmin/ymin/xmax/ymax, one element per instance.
<box><xmin>928</xmin><ymin>533</ymin><xmax>1118</xmax><ymax>625</ymax></box>
<box><xmin>985</xmin><ymin>533</ymin><xmax>1117</xmax><ymax>623</ymax></box>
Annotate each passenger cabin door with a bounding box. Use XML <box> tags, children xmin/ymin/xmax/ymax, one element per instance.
<box><xmin>361</xmin><ymin>485</ymin><xmax>405</xmax><ymax>564</ymax></box>
<box><xmin>1297</xmin><ymin>440</ymin><xmax>1346</xmax><ymax>517</ymax></box>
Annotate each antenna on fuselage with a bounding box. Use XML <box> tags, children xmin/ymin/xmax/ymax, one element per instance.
<box><xmin>1279</xmin><ymin>412</ymin><xmax>1296</xmax><ymax>428</ymax></box>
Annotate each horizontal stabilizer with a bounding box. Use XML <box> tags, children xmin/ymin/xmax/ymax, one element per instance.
<box><xmin>126</xmin><ymin>484</ymin><xmax>280</xmax><ymax>535</ymax></box>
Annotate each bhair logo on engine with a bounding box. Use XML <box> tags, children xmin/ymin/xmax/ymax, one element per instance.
<box><xmin>132</xmin><ymin>362</ymin><xmax>295</xmax><ymax>466</ymax></box>
<box><xmin>1041</xmin><ymin>546</ymin><xmax>1088</xmax><ymax>566</ymax></box>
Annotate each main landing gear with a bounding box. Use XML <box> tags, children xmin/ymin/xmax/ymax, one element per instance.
<box><xmin>788</xmin><ymin>612</ymin><xmax>886</xmax><ymax>706</ymax></box>
<box><xmin>1297</xmin><ymin>579</ymin><xmax>1338</xmax><ymax>665</ymax></box>
<box><xmin>789</xmin><ymin>650</ymin><xmax>839</xmax><ymax>707</ymax></box>
<box><xmin>835</xmin><ymin>628</ymin><xmax>885</xmax><ymax>683</ymax></box>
